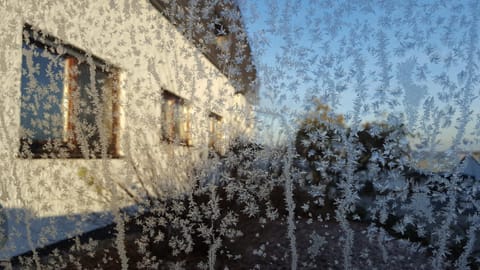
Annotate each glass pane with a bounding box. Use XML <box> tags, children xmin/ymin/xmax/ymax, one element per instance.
<box><xmin>20</xmin><ymin>41</ymin><xmax>65</xmax><ymax>142</ymax></box>
<box><xmin>74</xmin><ymin>62</ymin><xmax>112</xmax><ymax>154</ymax></box>
<box><xmin>175</xmin><ymin>101</ymin><xmax>183</xmax><ymax>141</ymax></box>
<box><xmin>162</xmin><ymin>97</ymin><xmax>175</xmax><ymax>141</ymax></box>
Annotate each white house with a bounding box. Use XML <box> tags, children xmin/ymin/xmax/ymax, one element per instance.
<box><xmin>0</xmin><ymin>0</ymin><xmax>257</xmax><ymax>258</ymax></box>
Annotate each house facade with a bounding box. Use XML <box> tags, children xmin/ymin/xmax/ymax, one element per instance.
<box><xmin>0</xmin><ymin>0</ymin><xmax>256</xmax><ymax>257</ymax></box>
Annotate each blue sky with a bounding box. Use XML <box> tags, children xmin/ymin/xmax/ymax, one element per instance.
<box><xmin>238</xmin><ymin>0</ymin><xmax>480</xmax><ymax>151</ymax></box>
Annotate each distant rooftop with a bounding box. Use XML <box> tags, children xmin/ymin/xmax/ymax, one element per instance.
<box><xmin>414</xmin><ymin>150</ymin><xmax>480</xmax><ymax>176</ymax></box>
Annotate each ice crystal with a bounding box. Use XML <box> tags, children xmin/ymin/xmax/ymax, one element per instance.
<box><xmin>0</xmin><ymin>0</ymin><xmax>479</xmax><ymax>269</ymax></box>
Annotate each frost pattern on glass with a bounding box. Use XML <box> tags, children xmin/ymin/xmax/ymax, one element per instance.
<box><xmin>0</xmin><ymin>0</ymin><xmax>479</xmax><ymax>269</ymax></box>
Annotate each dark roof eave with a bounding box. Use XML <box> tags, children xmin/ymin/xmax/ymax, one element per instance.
<box><xmin>149</xmin><ymin>0</ymin><xmax>257</xmax><ymax>98</ymax></box>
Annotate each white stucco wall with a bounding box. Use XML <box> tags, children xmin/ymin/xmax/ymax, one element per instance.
<box><xmin>0</xmin><ymin>0</ymin><xmax>254</xmax><ymax>221</ymax></box>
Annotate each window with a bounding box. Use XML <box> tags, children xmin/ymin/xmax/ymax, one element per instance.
<box><xmin>161</xmin><ymin>91</ymin><xmax>191</xmax><ymax>146</ymax></box>
<box><xmin>208</xmin><ymin>112</ymin><xmax>223</xmax><ymax>154</ymax></box>
<box><xmin>19</xmin><ymin>24</ymin><xmax>121</xmax><ymax>158</ymax></box>
<box><xmin>214</xmin><ymin>21</ymin><xmax>229</xmax><ymax>37</ymax></box>
<box><xmin>213</xmin><ymin>16</ymin><xmax>230</xmax><ymax>49</ymax></box>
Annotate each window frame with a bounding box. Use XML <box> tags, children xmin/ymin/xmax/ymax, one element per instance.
<box><xmin>19</xmin><ymin>24</ymin><xmax>121</xmax><ymax>159</ymax></box>
<box><xmin>161</xmin><ymin>90</ymin><xmax>192</xmax><ymax>146</ymax></box>
<box><xmin>208</xmin><ymin>112</ymin><xmax>223</xmax><ymax>154</ymax></box>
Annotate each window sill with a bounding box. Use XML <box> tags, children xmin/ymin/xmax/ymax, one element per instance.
<box><xmin>161</xmin><ymin>138</ymin><xmax>193</xmax><ymax>148</ymax></box>
<box><xmin>17</xmin><ymin>153</ymin><xmax>124</xmax><ymax>160</ymax></box>
<box><xmin>18</xmin><ymin>140</ymin><xmax>122</xmax><ymax>159</ymax></box>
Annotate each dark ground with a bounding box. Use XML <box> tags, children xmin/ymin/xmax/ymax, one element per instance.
<box><xmin>8</xmin><ymin>213</ymin><xmax>432</xmax><ymax>270</ymax></box>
